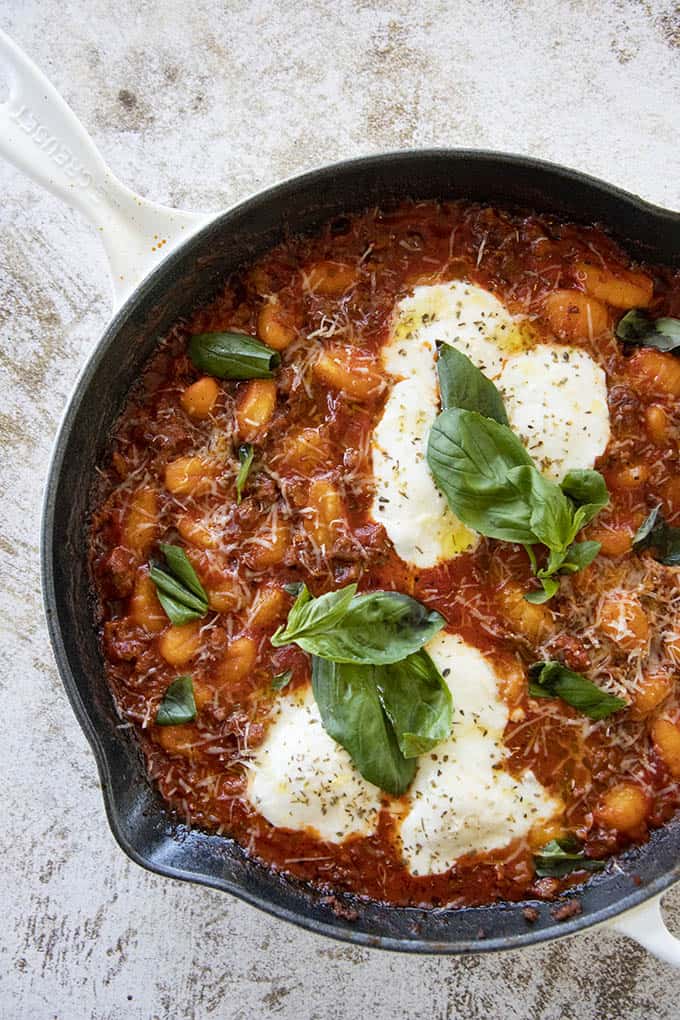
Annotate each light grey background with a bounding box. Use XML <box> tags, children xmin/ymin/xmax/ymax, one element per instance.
<box><xmin>1</xmin><ymin>2</ymin><xmax>680</xmax><ymax>1018</ymax></box>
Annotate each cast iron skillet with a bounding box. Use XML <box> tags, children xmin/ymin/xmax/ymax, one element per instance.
<box><xmin>3</xmin><ymin>29</ymin><xmax>680</xmax><ymax>956</ymax></box>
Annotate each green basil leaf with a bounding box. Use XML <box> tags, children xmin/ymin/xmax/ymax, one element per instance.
<box><xmin>507</xmin><ymin>465</ymin><xmax>573</xmax><ymax>552</ymax></box>
<box><xmin>615</xmin><ymin>309</ymin><xmax>680</xmax><ymax>353</ymax></box>
<box><xmin>529</xmin><ymin>661</ymin><xmax>627</xmax><ymax>720</ymax></box>
<box><xmin>427</xmin><ymin>408</ymin><xmax>538</xmax><ymax>544</ymax></box>
<box><xmin>436</xmin><ymin>345</ymin><xmax>509</xmax><ymax>424</ymax></box>
<box><xmin>377</xmin><ymin>649</ymin><xmax>452</xmax><ymax>757</ymax></box>
<box><xmin>270</xmin><ymin>583</ymin><xmax>357</xmax><ymax>648</ymax></box>
<box><xmin>153</xmin><ymin>587</ymin><xmax>205</xmax><ymax>626</ymax></box>
<box><xmin>534</xmin><ymin>836</ymin><xmax>606</xmax><ymax>878</ymax></box>
<box><xmin>311</xmin><ymin>657</ymin><xmax>416</xmax><ymax>796</ymax></box>
<box><xmin>156</xmin><ymin>675</ymin><xmax>197</xmax><ymax>726</ymax></box>
<box><xmin>633</xmin><ymin>506</ymin><xmax>680</xmax><ymax>566</ymax></box>
<box><xmin>159</xmin><ymin>543</ymin><xmax>208</xmax><ymax>602</ymax></box>
<box><xmin>561</xmin><ymin>469</ymin><xmax>609</xmax><ymax>510</ymax></box>
<box><xmin>236</xmin><ymin>443</ymin><xmax>254</xmax><ymax>504</ymax></box>
<box><xmin>283</xmin><ymin>581</ymin><xmax>304</xmax><ymax>597</ymax></box>
<box><xmin>558</xmin><ymin>540</ymin><xmax>601</xmax><ymax>574</ymax></box>
<box><xmin>524</xmin><ymin>577</ymin><xmax>560</xmax><ymax>604</ymax></box>
<box><xmin>271</xmin><ymin>669</ymin><xmax>293</xmax><ymax>691</ymax></box>
<box><xmin>274</xmin><ymin>587</ymin><xmax>444</xmax><ymax>665</ymax></box>
<box><xmin>189</xmin><ymin>331</ymin><xmax>281</xmax><ymax>379</ymax></box>
<box><xmin>149</xmin><ymin>567</ymin><xmax>208</xmax><ymax>623</ymax></box>
<box><xmin>634</xmin><ymin>504</ymin><xmax>664</xmax><ymax>547</ymax></box>
<box><xmin>150</xmin><ymin>545</ymin><xmax>209</xmax><ymax>625</ymax></box>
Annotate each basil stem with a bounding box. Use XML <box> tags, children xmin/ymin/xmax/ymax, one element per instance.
<box><xmin>236</xmin><ymin>443</ymin><xmax>254</xmax><ymax>504</ymax></box>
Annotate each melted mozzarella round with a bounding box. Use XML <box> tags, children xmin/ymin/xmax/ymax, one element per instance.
<box><xmin>247</xmin><ymin>686</ymin><xmax>381</xmax><ymax>842</ymax></box>
<box><xmin>498</xmin><ymin>345</ymin><xmax>611</xmax><ymax>481</ymax></box>
<box><xmin>398</xmin><ymin>632</ymin><xmax>561</xmax><ymax>875</ymax></box>
<box><xmin>370</xmin><ymin>281</ymin><xmax>611</xmax><ymax>568</ymax></box>
<box><xmin>371</xmin><ymin>378</ymin><xmax>476</xmax><ymax>567</ymax></box>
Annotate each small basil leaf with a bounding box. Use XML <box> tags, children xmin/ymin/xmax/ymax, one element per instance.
<box><xmin>149</xmin><ymin>566</ymin><xmax>208</xmax><ymax>617</ymax></box>
<box><xmin>561</xmin><ymin>469</ymin><xmax>609</xmax><ymax>511</ymax></box>
<box><xmin>534</xmin><ymin>837</ymin><xmax>606</xmax><ymax>878</ymax></box>
<box><xmin>529</xmin><ymin>661</ymin><xmax>627</xmax><ymax>720</ymax></box>
<box><xmin>558</xmin><ymin>540</ymin><xmax>601</xmax><ymax>574</ymax></box>
<box><xmin>271</xmin><ymin>669</ymin><xmax>293</xmax><ymax>691</ymax></box>
<box><xmin>283</xmin><ymin>581</ymin><xmax>304</xmax><ymax>597</ymax></box>
<box><xmin>633</xmin><ymin>504</ymin><xmax>664</xmax><ymax>548</ymax></box>
<box><xmin>524</xmin><ymin>577</ymin><xmax>559</xmax><ymax>604</ymax></box>
<box><xmin>507</xmin><ymin>465</ymin><xmax>573</xmax><ymax>552</ymax></box>
<box><xmin>615</xmin><ymin>309</ymin><xmax>680</xmax><ymax>353</ymax></box>
<box><xmin>159</xmin><ymin>544</ymin><xmax>209</xmax><ymax>603</ymax></box>
<box><xmin>236</xmin><ymin>443</ymin><xmax>254</xmax><ymax>504</ymax></box>
<box><xmin>270</xmin><ymin>583</ymin><xmax>357</xmax><ymax>648</ymax></box>
<box><xmin>189</xmin><ymin>331</ymin><xmax>281</xmax><ymax>379</ymax></box>
<box><xmin>436</xmin><ymin>345</ymin><xmax>509</xmax><ymax>424</ymax></box>
<box><xmin>154</xmin><ymin>588</ymin><xmax>205</xmax><ymax>626</ymax></box>
<box><xmin>276</xmin><ymin>589</ymin><xmax>445</xmax><ymax>665</ymax></box>
<box><xmin>156</xmin><ymin>675</ymin><xmax>196</xmax><ymax>726</ymax></box>
<box><xmin>633</xmin><ymin>506</ymin><xmax>680</xmax><ymax>566</ymax></box>
<box><xmin>377</xmin><ymin>649</ymin><xmax>452</xmax><ymax>757</ymax></box>
<box><xmin>311</xmin><ymin>657</ymin><xmax>416</xmax><ymax>796</ymax></box>
<box><xmin>427</xmin><ymin>408</ymin><xmax>538</xmax><ymax>544</ymax></box>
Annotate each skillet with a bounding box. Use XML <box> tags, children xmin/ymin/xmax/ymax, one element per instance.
<box><xmin>2</xmin><ymin>28</ymin><xmax>680</xmax><ymax>962</ymax></box>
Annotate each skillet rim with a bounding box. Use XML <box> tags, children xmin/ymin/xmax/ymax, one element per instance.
<box><xmin>41</xmin><ymin>147</ymin><xmax>680</xmax><ymax>954</ymax></box>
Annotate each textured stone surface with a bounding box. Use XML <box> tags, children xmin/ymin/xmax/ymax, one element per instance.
<box><xmin>1</xmin><ymin>1</ymin><xmax>680</xmax><ymax>1017</ymax></box>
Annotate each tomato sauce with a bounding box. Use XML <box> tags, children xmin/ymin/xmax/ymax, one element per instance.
<box><xmin>90</xmin><ymin>201</ymin><xmax>680</xmax><ymax>907</ymax></box>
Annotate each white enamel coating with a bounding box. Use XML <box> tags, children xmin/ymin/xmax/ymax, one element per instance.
<box><xmin>0</xmin><ymin>26</ymin><xmax>679</xmax><ymax>966</ymax></box>
<box><xmin>608</xmin><ymin>895</ymin><xmax>680</xmax><ymax>967</ymax></box>
<box><xmin>0</xmin><ymin>28</ymin><xmax>209</xmax><ymax>307</ymax></box>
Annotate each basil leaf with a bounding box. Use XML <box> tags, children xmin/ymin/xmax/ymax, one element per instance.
<box><xmin>529</xmin><ymin>661</ymin><xmax>627</xmax><ymax>720</ymax></box>
<box><xmin>311</xmin><ymin>657</ymin><xmax>416</xmax><ymax>796</ymax></box>
<box><xmin>189</xmin><ymin>331</ymin><xmax>281</xmax><ymax>379</ymax></box>
<box><xmin>236</xmin><ymin>443</ymin><xmax>254</xmax><ymax>504</ymax></box>
<box><xmin>634</xmin><ymin>504</ymin><xmax>664</xmax><ymax>547</ymax></box>
<box><xmin>437</xmin><ymin>345</ymin><xmax>509</xmax><ymax>425</ymax></box>
<box><xmin>156</xmin><ymin>675</ymin><xmax>197</xmax><ymax>726</ymax></box>
<box><xmin>272</xmin><ymin>586</ymin><xmax>444</xmax><ymax>665</ymax></box>
<box><xmin>615</xmin><ymin>309</ymin><xmax>680</xmax><ymax>353</ymax></box>
<box><xmin>271</xmin><ymin>669</ymin><xmax>292</xmax><ymax>691</ymax></box>
<box><xmin>271</xmin><ymin>583</ymin><xmax>357</xmax><ymax>647</ymax></box>
<box><xmin>428</xmin><ymin>408</ymin><xmax>537</xmax><ymax>544</ymax></box>
<box><xmin>524</xmin><ymin>576</ymin><xmax>560</xmax><ymax>604</ymax></box>
<box><xmin>150</xmin><ymin>545</ymin><xmax>209</xmax><ymax>625</ymax></box>
<box><xmin>159</xmin><ymin>543</ymin><xmax>208</xmax><ymax>602</ymax></box>
<box><xmin>558</xmin><ymin>540</ymin><xmax>601</xmax><ymax>574</ymax></box>
<box><xmin>534</xmin><ymin>836</ymin><xmax>606</xmax><ymax>878</ymax></box>
<box><xmin>561</xmin><ymin>469</ymin><xmax>609</xmax><ymax>510</ymax></box>
<box><xmin>508</xmin><ymin>465</ymin><xmax>573</xmax><ymax>552</ymax></box>
<box><xmin>377</xmin><ymin>649</ymin><xmax>452</xmax><ymax>757</ymax></box>
<box><xmin>283</xmin><ymin>581</ymin><xmax>304</xmax><ymax>597</ymax></box>
<box><xmin>633</xmin><ymin>506</ymin><xmax>680</xmax><ymax>566</ymax></box>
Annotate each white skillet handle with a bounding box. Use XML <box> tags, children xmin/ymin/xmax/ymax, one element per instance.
<box><xmin>0</xmin><ymin>29</ymin><xmax>209</xmax><ymax>307</ymax></box>
<box><xmin>608</xmin><ymin>893</ymin><xmax>680</xmax><ymax>967</ymax></box>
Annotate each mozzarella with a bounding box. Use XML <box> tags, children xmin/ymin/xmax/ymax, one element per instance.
<box><xmin>398</xmin><ymin>632</ymin><xmax>561</xmax><ymax>875</ymax></box>
<box><xmin>370</xmin><ymin>281</ymin><xmax>612</xmax><ymax>568</ymax></box>
<box><xmin>371</xmin><ymin>378</ymin><xmax>477</xmax><ymax>567</ymax></box>
<box><xmin>371</xmin><ymin>280</ymin><xmax>527</xmax><ymax>568</ymax></box>
<box><xmin>246</xmin><ymin>686</ymin><xmax>381</xmax><ymax>842</ymax></box>
<box><xmin>389</xmin><ymin>281</ymin><xmax>531</xmax><ymax>380</ymax></box>
<box><xmin>498</xmin><ymin>345</ymin><xmax>611</xmax><ymax>481</ymax></box>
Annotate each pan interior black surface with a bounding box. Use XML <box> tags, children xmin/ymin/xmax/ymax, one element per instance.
<box><xmin>42</xmin><ymin>150</ymin><xmax>680</xmax><ymax>952</ymax></box>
